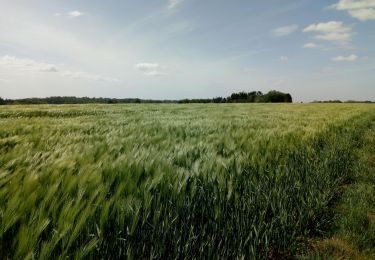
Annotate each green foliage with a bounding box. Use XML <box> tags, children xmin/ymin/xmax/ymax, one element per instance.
<box><xmin>261</xmin><ymin>90</ymin><xmax>293</xmax><ymax>103</ymax></box>
<box><xmin>0</xmin><ymin>104</ymin><xmax>374</xmax><ymax>259</ymax></box>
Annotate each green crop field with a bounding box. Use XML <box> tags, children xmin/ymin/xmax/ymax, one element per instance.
<box><xmin>0</xmin><ymin>104</ymin><xmax>374</xmax><ymax>259</ymax></box>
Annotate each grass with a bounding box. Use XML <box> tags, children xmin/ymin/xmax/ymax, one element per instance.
<box><xmin>0</xmin><ymin>103</ymin><xmax>374</xmax><ymax>259</ymax></box>
<box><xmin>307</xmin><ymin>115</ymin><xmax>375</xmax><ymax>259</ymax></box>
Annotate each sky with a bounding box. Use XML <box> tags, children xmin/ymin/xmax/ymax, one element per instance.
<box><xmin>0</xmin><ymin>0</ymin><xmax>374</xmax><ymax>101</ymax></box>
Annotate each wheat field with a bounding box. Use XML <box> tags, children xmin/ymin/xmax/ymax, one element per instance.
<box><xmin>0</xmin><ymin>103</ymin><xmax>374</xmax><ymax>259</ymax></box>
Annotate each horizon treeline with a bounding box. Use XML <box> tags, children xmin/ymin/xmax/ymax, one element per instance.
<box><xmin>179</xmin><ymin>90</ymin><xmax>292</xmax><ymax>103</ymax></box>
<box><xmin>0</xmin><ymin>90</ymin><xmax>292</xmax><ymax>105</ymax></box>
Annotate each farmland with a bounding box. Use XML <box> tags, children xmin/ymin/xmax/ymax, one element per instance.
<box><xmin>0</xmin><ymin>103</ymin><xmax>374</xmax><ymax>259</ymax></box>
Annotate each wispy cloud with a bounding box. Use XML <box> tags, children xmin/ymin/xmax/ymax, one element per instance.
<box><xmin>331</xmin><ymin>0</ymin><xmax>375</xmax><ymax>21</ymax></box>
<box><xmin>135</xmin><ymin>63</ymin><xmax>168</xmax><ymax>77</ymax></box>
<box><xmin>0</xmin><ymin>55</ymin><xmax>58</xmax><ymax>72</ymax></box>
<box><xmin>54</xmin><ymin>11</ymin><xmax>85</xmax><ymax>18</ymax></box>
<box><xmin>332</xmin><ymin>54</ymin><xmax>359</xmax><ymax>61</ymax></box>
<box><xmin>168</xmin><ymin>0</ymin><xmax>184</xmax><ymax>10</ymax></box>
<box><xmin>272</xmin><ymin>24</ymin><xmax>299</xmax><ymax>37</ymax></box>
<box><xmin>68</xmin><ymin>11</ymin><xmax>85</xmax><ymax>18</ymax></box>
<box><xmin>143</xmin><ymin>71</ymin><xmax>168</xmax><ymax>77</ymax></box>
<box><xmin>135</xmin><ymin>63</ymin><xmax>160</xmax><ymax>71</ymax></box>
<box><xmin>303</xmin><ymin>21</ymin><xmax>352</xmax><ymax>44</ymax></box>
<box><xmin>280</xmin><ymin>56</ymin><xmax>289</xmax><ymax>63</ymax></box>
<box><xmin>0</xmin><ymin>55</ymin><xmax>119</xmax><ymax>82</ymax></box>
<box><xmin>61</xmin><ymin>71</ymin><xmax>120</xmax><ymax>82</ymax></box>
<box><xmin>303</xmin><ymin>43</ymin><xmax>319</xmax><ymax>48</ymax></box>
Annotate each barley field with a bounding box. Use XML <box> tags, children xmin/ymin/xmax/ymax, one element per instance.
<box><xmin>0</xmin><ymin>104</ymin><xmax>374</xmax><ymax>259</ymax></box>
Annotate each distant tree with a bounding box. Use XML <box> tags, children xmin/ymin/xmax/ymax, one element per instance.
<box><xmin>0</xmin><ymin>97</ymin><xmax>5</xmax><ymax>105</ymax></box>
<box><xmin>262</xmin><ymin>90</ymin><xmax>292</xmax><ymax>103</ymax></box>
<box><xmin>225</xmin><ymin>90</ymin><xmax>291</xmax><ymax>103</ymax></box>
<box><xmin>107</xmin><ymin>99</ymin><xmax>118</xmax><ymax>104</ymax></box>
<box><xmin>213</xmin><ymin>97</ymin><xmax>224</xmax><ymax>103</ymax></box>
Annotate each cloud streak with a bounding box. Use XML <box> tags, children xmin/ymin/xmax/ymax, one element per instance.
<box><xmin>303</xmin><ymin>43</ymin><xmax>319</xmax><ymax>48</ymax></box>
<box><xmin>0</xmin><ymin>55</ymin><xmax>58</xmax><ymax>72</ymax></box>
<box><xmin>135</xmin><ymin>63</ymin><xmax>168</xmax><ymax>77</ymax></box>
<box><xmin>303</xmin><ymin>21</ymin><xmax>352</xmax><ymax>44</ymax></box>
<box><xmin>68</xmin><ymin>11</ymin><xmax>85</xmax><ymax>18</ymax></box>
<box><xmin>0</xmin><ymin>55</ymin><xmax>120</xmax><ymax>82</ymax></box>
<box><xmin>272</xmin><ymin>24</ymin><xmax>299</xmax><ymax>37</ymax></box>
<box><xmin>168</xmin><ymin>0</ymin><xmax>184</xmax><ymax>10</ymax></box>
<box><xmin>279</xmin><ymin>56</ymin><xmax>289</xmax><ymax>63</ymax></box>
<box><xmin>332</xmin><ymin>54</ymin><xmax>359</xmax><ymax>61</ymax></box>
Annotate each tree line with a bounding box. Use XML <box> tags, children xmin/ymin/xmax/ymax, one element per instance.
<box><xmin>0</xmin><ymin>96</ymin><xmax>173</xmax><ymax>105</ymax></box>
<box><xmin>179</xmin><ymin>91</ymin><xmax>292</xmax><ymax>103</ymax></box>
<box><xmin>311</xmin><ymin>100</ymin><xmax>374</xmax><ymax>103</ymax></box>
<box><xmin>0</xmin><ymin>91</ymin><xmax>294</xmax><ymax>105</ymax></box>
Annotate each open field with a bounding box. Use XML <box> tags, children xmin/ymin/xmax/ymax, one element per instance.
<box><xmin>0</xmin><ymin>104</ymin><xmax>374</xmax><ymax>259</ymax></box>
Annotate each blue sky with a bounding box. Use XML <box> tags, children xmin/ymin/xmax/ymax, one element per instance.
<box><xmin>0</xmin><ymin>0</ymin><xmax>374</xmax><ymax>101</ymax></box>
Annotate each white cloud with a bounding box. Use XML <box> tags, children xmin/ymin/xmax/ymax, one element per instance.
<box><xmin>143</xmin><ymin>71</ymin><xmax>168</xmax><ymax>77</ymax></box>
<box><xmin>54</xmin><ymin>11</ymin><xmax>85</xmax><ymax>18</ymax></box>
<box><xmin>348</xmin><ymin>8</ymin><xmax>375</xmax><ymax>21</ymax></box>
<box><xmin>332</xmin><ymin>0</ymin><xmax>375</xmax><ymax>10</ymax></box>
<box><xmin>303</xmin><ymin>43</ymin><xmax>319</xmax><ymax>48</ymax></box>
<box><xmin>168</xmin><ymin>0</ymin><xmax>184</xmax><ymax>10</ymax></box>
<box><xmin>303</xmin><ymin>21</ymin><xmax>352</xmax><ymax>43</ymax></box>
<box><xmin>68</xmin><ymin>11</ymin><xmax>85</xmax><ymax>18</ymax></box>
<box><xmin>0</xmin><ymin>55</ymin><xmax>58</xmax><ymax>72</ymax></box>
<box><xmin>135</xmin><ymin>63</ymin><xmax>167</xmax><ymax>77</ymax></box>
<box><xmin>332</xmin><ymin>54</ymin><xmax>359</xmax><ymax>61</ymax></box>
<box><xmin>272</xmin><ymin>24</ymin><xmax>299</xmax><ymax>37</ymax></box>
<box><xmin>61</xmin><ymin>71</ymin><xmax>120</xmax><ymax>82</ymax></box>
<box><xmin>0</xmin><ymin>55</ymin><xmax>119</xmax><ymax>82</ymax></box>
<box><xmin>331</xmin><ymin>0</ymin><xmax>375</xmax><ymax>21</ymax></box>
<box><xmin>280</xmin><ymin>56</ymin><xmax>289</xmax><ymax>63</ymax></box>
<box><xmin>135</xmin><ymin>63</ymin><xmax>160</xmax><ymax>71</ymax></box>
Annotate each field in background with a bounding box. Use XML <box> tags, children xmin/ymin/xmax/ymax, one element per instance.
<box><xmin>0</xmin><ymin>104</ymin><xmax>374</xmax><ymax>259</ymax></box>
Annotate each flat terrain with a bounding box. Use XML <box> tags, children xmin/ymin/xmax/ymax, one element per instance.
<box><xmin>0</xmin><ymin>104</ymin><xmax>374</xmax><ymax>259</ymax></box>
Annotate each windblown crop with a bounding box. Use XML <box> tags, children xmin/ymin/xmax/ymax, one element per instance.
<box><xmin>0</xmin><ymin>104</ymin><xmax>374</xmax><ymax>259</ymax></box>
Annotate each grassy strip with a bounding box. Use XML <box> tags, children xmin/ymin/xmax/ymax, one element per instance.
<box><xmin>306</xmin><ymin>115</ymin><xmax>375</xmax><ymax>259</ymax></box>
